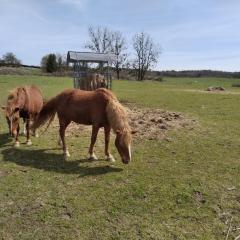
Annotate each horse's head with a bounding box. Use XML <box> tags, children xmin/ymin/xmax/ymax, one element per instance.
<box><xmin>2</xmin><ymin>94</ymin><xmax>20</xmax><ymax>136</ymax></box>
<box><xmin>115</xmin><ymin>129</ymin><xmax>137</xmax><ymax>164</ymax></box>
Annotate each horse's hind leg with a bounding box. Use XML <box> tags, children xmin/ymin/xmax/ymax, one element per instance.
<box><xmin>104</xmin><ymin>125</ymin><xmax>115</xmax><ymax>162</ymax></box>
<box><xmin>57</xmin><ymin>136</ymin><xmax>62</xmax><ymax>146</ymax></box>
<box><xmin>33</xmin><ymin>129</ymin><xmax>39</xmax><ymax>138</ymax></box>
<box><xmin>31</xmin><ymin>116</ymin><xmax>39</xmax><ymax>137</ymax></box>
<box><xmin>26</xmin><ymin>119</ymin><xmax>32</xmax><ymax>146</ymax></box>
<box><xmin>88</xmin><ymin>125</ymin><xmax>99</xmax><ymax>160</ymax></box>
<box><xmin>59</xmin><ymin>119</ymin><xmax>70</xmax><ymax>158</ymax></box>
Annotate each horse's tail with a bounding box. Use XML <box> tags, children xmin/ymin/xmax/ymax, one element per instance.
<box><xmin>32</xmin><ymin>95</ymin><xmax>58</xmax><ymax>132</ymax></box>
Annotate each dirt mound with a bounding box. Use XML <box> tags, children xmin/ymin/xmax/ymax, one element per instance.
<box><xmin>51</xmin><ymin>103</ymin><xmax>196</xmax><ymax>142</ymax></box>
<box><xmin>125</xmin><ymin>105</ymin><xmax>196</xmax><ymax>140</ymax></box>
<box><xmin>206</xmin><ymin>86</ymin><xmax>225</xmax><ymax>92</ymax></box>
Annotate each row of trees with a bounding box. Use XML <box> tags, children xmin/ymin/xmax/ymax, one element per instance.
<box><xmin>84</xmin><ymin>26</ymin><xmax>160</xmax><ymax>80</ymax></box>
<box><xmin>41</xmin><ymin>26</ymin><xmax>160</xmax><ymax>80</ymax></box>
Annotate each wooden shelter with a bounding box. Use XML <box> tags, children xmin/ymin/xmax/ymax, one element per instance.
<box><xmin>67</xmin><ymin>51</ymin><xmax>116</xmax><ymax>90</ymax></box>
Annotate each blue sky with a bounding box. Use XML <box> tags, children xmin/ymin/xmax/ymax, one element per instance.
<box><xmin>0</xmin><ymin>0</ymin><xmax>240</xmax><ymax>71</ymax></box>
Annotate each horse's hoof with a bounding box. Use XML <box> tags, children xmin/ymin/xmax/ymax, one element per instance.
<box><xmin>58</xmin><ymin>139</ymin><xmax>62</xmax><ymax>146</ymax></box>
<box><xmin>26</xmin><ymin>140</ymin><xmax>32</xmax><ymax>146</ymax></box>
<box><xmin>64</xmin><ymin>150</ymin><xmax>71</xmax><ymax>158</ymax></box>
<box><xmin>14</xmin><ymin>141</ymin><xmax>20</xmax><ymax>147</ymax></box>
<box><xmin>89</xmin><ymin>153</ymin><xmax>98</xmax><ymax>160</ymax></box>
<box><xmin>105</xmin><ymin>154</ymin><xmax>116</xmax><ymax>162</ymax></box>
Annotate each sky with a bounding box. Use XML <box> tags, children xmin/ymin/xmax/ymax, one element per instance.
<box><xmin>0</xmin><ymin>0</ymin><xmax>240</xmax><ymax>71</ymax></box>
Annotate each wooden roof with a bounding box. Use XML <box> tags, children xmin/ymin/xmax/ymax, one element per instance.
<box><xmin>67</xmin><ymin>51</ymin><xmax>117</xmax><ymax>63</ymax></box>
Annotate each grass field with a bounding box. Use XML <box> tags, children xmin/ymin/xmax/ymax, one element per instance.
<box><xmin>0</xmin><ymin>75</ymin><xmax>240</xmax><ymax>239</ymax></box>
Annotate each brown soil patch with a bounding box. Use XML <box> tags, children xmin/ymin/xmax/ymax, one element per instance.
<box><xmin>125</xmin><ymin>104</ymin><xmax>196</xmax><ymax>140</ymax></box>
<box><xmin>0</xmin><ymin>170</ymin><xmax>8</xmax><ymax>178</ymax></box>
<box><xmin>49</xmin><ymin>103</ymin><xmax>196</xmax><ymax>142</ymax></box>
<box><xmin>172</xmin><ymin>89</ymin><xmax>240</xmax><ymax>95</ymax></box>
<box><xmin>206</xmin><ymin>86</ymin><xmax>225</xmax><ymax>92</ymax></box>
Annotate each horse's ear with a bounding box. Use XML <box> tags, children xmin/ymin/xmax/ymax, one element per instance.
<box><xmin>131</xmin><ymin>130</ymin><xmax>137</xmax><ymax>135</ymax></box>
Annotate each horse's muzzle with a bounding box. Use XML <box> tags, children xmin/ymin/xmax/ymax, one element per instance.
<box><xmin>122</xmin><ymin>158</ymin><xmax>130</xmax><ymax>164</ymax></box>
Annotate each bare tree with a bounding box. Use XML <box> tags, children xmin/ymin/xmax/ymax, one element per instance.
<box><xmin>110</xmin><ymin>31</ymin><xmax>127</xmax><ymax>79</ymax></box>
<box><xmin>133</xmin><ymin>32</ymin><xmax>160</xmax><ymax>81</ymax></box>
<box><xmin>85</xmin><ymin>26</ymin><xmax>128</xmax><ymax>79</ymax></box>
<box><xmin>85</xmin><ymin>26</ymin><xmax>112</xmax><ymax>53</ymax></box>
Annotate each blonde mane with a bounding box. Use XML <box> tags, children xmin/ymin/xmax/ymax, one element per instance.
<box><xmin>106</xmin><ymin>99</ymin><xmax>131</xmax><ymax>133</ymax></box>
<box><xmin>7</xmin><ymin>87</ymin><xmax>26</xmax><ymax>100</ymax></box>
<box><xmin>7</xmin><ymin>89</ymin><xmax>18</xmax><ymax>101</ymax></box>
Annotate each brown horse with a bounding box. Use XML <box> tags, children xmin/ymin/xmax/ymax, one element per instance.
<box><xmin>32</xmin><ymin>88</ymin><xmax>135</xmax><ymax>164</ymax></box>
<box><xmin>1</xmin><ymin>85</ymin><xmax>43</xmax><ymax>147</ymax></box>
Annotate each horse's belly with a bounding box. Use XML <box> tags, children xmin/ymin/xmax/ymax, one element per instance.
<box><xmin>71</xmin><ymin>113</ymin><xmax>106</xmax><ymax>127</ymax></box>
<box><xmin>71</xmin><ymin>113</ymin><xmax>92</xmax><ymax>125</ymax></box>
<box><xmin>61</xmin><ymin>102</ymin><xmax>106</xmax><ymax>126</ymax></box>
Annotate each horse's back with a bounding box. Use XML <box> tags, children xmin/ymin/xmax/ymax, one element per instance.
<box><xmin>58</xmin><ymin>88</ymin><xmax>115</xmax><ymax>101</ymax></box>
<box><xmin>55</xmin><ymin>88</ymin><xmax>116</xmax><ymax>125</ymax></box>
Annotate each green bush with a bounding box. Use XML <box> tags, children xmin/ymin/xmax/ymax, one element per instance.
<box><xmin>41</xmin><ymin>53</ymin><xmax>58</xmax><ymax>73</ymax></box>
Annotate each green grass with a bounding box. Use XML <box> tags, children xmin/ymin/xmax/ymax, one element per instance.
<box><xmin>0</xmin><ymin>76</ymin><xmax>240</xmax><ymax>239</ymax></box>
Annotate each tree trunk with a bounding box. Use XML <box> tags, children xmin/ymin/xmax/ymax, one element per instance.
<box><xmin>116</xmin><ymin>69</ymin><xmax>120</xmax><ymax>80</ymax></box>
<box><xmin>137</xmin><ymin>68</ymin><xmax>141</xmax><ymax>81</ymax></box>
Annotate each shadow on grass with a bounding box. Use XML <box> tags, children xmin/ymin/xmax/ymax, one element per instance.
<box><xmin>1</xmin><ymin>147</ymin><xmax>123</xmax><ymax>177</ymax></box>
<box><xmin>0</xmin><ymin>133</ymin><xmax>12</xmax><ymax>147</ymax></box>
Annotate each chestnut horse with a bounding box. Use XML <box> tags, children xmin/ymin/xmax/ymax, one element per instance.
<box><xmin>1</xmin><ymin>85</ymin><xmax>43</xmax><ymax>147</ymax></box>
<box><xmin>32</xmin><ymin>88</ymin><xmax>135</xmax><ymax>164</ymax></box>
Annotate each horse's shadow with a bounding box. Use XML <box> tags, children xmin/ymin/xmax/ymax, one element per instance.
<box><xmin>0</xmin><ymin>133</ymin><xmax>12</xmax><ymax>147</ymax></box>
<box><xmin>1</xmin><ymin>146</ymin><xmax>123</xmax><ymax>177</ymax></box>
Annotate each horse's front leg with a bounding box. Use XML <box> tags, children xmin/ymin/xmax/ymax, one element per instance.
<box><xmin>26</xmin><ymin>119</ymin><xmax>32</xmax><ymax>145</ymax></box>
<box><xmin>14</xmin><ymin>124</ymin><xmax>20</xmax><ymax>147</ymax></box>
<box><xmin>104</xmin><ymin>125</ymin><xmax>115</xmax><ymax>162</ymax></box>
<box><xmin>59</xmin><ymin>120</ymin><xmax>70</xmax><ymax>158</ymax></box>
<box><xmin>6</xmin><ymin>117</ymin><xmax>12</xmax><ymax>136</ymax></box>
<box><xmin>88</xmin><ymin>125</ymin><xmax>99</xmax><ymax>160</ymax></box>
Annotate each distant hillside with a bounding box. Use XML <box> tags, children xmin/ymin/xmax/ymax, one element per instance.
<box><xmin>119</xmin><ymin>69</ymin><xmax>240</xmax><ymax>80</ymax></box>
<box><xmin>0</xmin><ymin>66</ymin><xmax>41</xmax><ymax>75</ymax></box>
<box><xmin>0</xmin><ymin>65</ymin><xmax>239</xmax><ymax>79</ymax></box>
<box><xmin>158</xmin><ymin>70</ymin><xmax>240</xmax><ymax>78</ymax></box>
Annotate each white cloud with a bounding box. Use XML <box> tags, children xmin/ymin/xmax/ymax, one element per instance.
<box><xmin>0</xmin><ymin>0</ymin><xmax>46</xmax><ymax>23</ymax></box>
<box><xmin>59</xmin><ymin>0</ymin><xmax>89</xmax><ymax>11</ymax></box>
